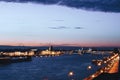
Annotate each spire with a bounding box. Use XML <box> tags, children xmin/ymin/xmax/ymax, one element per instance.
<box><xmin>48</xmin><ymin>46</ymin><xmax>53</xmax><ymax>51</ymax></box>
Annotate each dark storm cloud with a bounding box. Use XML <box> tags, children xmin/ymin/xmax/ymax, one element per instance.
<box><xmin>48</xmin><ymin>26</ymin><xmax>69</xmax><ymax>29</ymax></box>
<box><xmin>1</xmin><ymin>0</ymin><xmax>120</xmax><ymax>12</ymax></box>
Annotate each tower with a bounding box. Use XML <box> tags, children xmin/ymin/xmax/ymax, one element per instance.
<box><xmin>48</xmin><ymin>46</ymin><xmax>53</xmax><ymax>51</ymax></box>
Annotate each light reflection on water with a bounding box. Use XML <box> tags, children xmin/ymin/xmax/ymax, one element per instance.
<box><xmin>0</xmin><ymin>54</ymin><xmax>109</xmax><ymax>80</ymax></box>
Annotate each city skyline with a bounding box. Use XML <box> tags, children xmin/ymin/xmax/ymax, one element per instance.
<box><xmin>0</xmin><ymin>1</ymin><xmax>120</xmax><ymax>47</ymax></box>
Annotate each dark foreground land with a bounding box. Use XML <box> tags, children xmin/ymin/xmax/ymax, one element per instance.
<box><xmin>93</xmin><ymin>73</ymin><xmax>120</xmax><ymax>80</ymax></box>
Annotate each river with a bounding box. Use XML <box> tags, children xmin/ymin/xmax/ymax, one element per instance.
<box><xmin>0</xmin><ymin>54</ymin><xmax>109</xmax><ymax>80</ymax></box>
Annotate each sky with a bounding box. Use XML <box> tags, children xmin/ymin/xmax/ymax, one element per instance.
<box><xmin>0</xmin><ymin>1</ymin><xmax>120</xmax><ymax>47</ymax></box>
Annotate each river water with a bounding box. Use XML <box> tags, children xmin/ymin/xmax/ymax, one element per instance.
<box><xmin>0</xmin><ymin>54</ymin><xmax>109</xmax><ymax>80</ymax></box>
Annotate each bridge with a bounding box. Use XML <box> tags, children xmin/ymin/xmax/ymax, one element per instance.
<box><xmin>84</xmin><ymin>50</ymin><xmax>120</xmax><ymax>80</ymax></box>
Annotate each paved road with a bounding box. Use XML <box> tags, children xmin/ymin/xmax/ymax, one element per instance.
<box><xmin>108</xmin><ymin>60</ymin><xmax>119</xmax><ymax>73</ymax></box>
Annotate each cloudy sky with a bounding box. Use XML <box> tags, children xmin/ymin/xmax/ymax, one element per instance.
<box><xmin>0</xmin><ymin>0</ymin><xmax>120</xmax><ymax>47</ymax></box>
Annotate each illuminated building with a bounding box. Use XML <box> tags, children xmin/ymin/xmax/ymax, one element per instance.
<box><xmin>40</xmin><ymin>46</ymin><xmax>62</xmax><ymax>56</ymax></box>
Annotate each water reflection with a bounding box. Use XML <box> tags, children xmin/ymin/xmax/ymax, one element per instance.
<box><xmin>0</xmin><ymin>54</ymin><xmax>109</xmax><ymax>80</ymax></box>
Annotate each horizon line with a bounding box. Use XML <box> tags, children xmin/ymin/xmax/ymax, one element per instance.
<box><xmin>0</xmin><ymin>44</ymin><xmax>120</xmax><ymax>48</ymax></box>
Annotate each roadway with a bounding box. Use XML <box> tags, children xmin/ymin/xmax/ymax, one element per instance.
<box><xmin>108</xmin><ymin>60</ymin><xmax>119</xmax><ymax>73</ymax></box>
<box><xmin>84</xmin><ymin>53</ymin><xmax>119</xmax><ymax>80</ymax></box>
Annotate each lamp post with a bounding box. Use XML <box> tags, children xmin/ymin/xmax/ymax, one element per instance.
<box><xmin>118</xmin><ymin>49</ymin><xmax>120</xmax><ymax>73</ymax></box>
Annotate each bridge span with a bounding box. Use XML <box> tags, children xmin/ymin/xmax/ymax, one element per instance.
<box><xmin>84</xmin><ymin>52</ymin><xmax>120</xmax><ymax>80</ymax></box>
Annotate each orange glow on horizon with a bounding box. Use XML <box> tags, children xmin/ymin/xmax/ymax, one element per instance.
<box><xmin>0</xmin><ymin>41</ymin><xmax>120</xmax><ymax>47</ymax></box>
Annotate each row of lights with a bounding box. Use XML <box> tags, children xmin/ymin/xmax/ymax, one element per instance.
<box><xmin>85</xmin><ymin>53</ymin><xmax>119</xmax><ymax>80</ymax></box>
